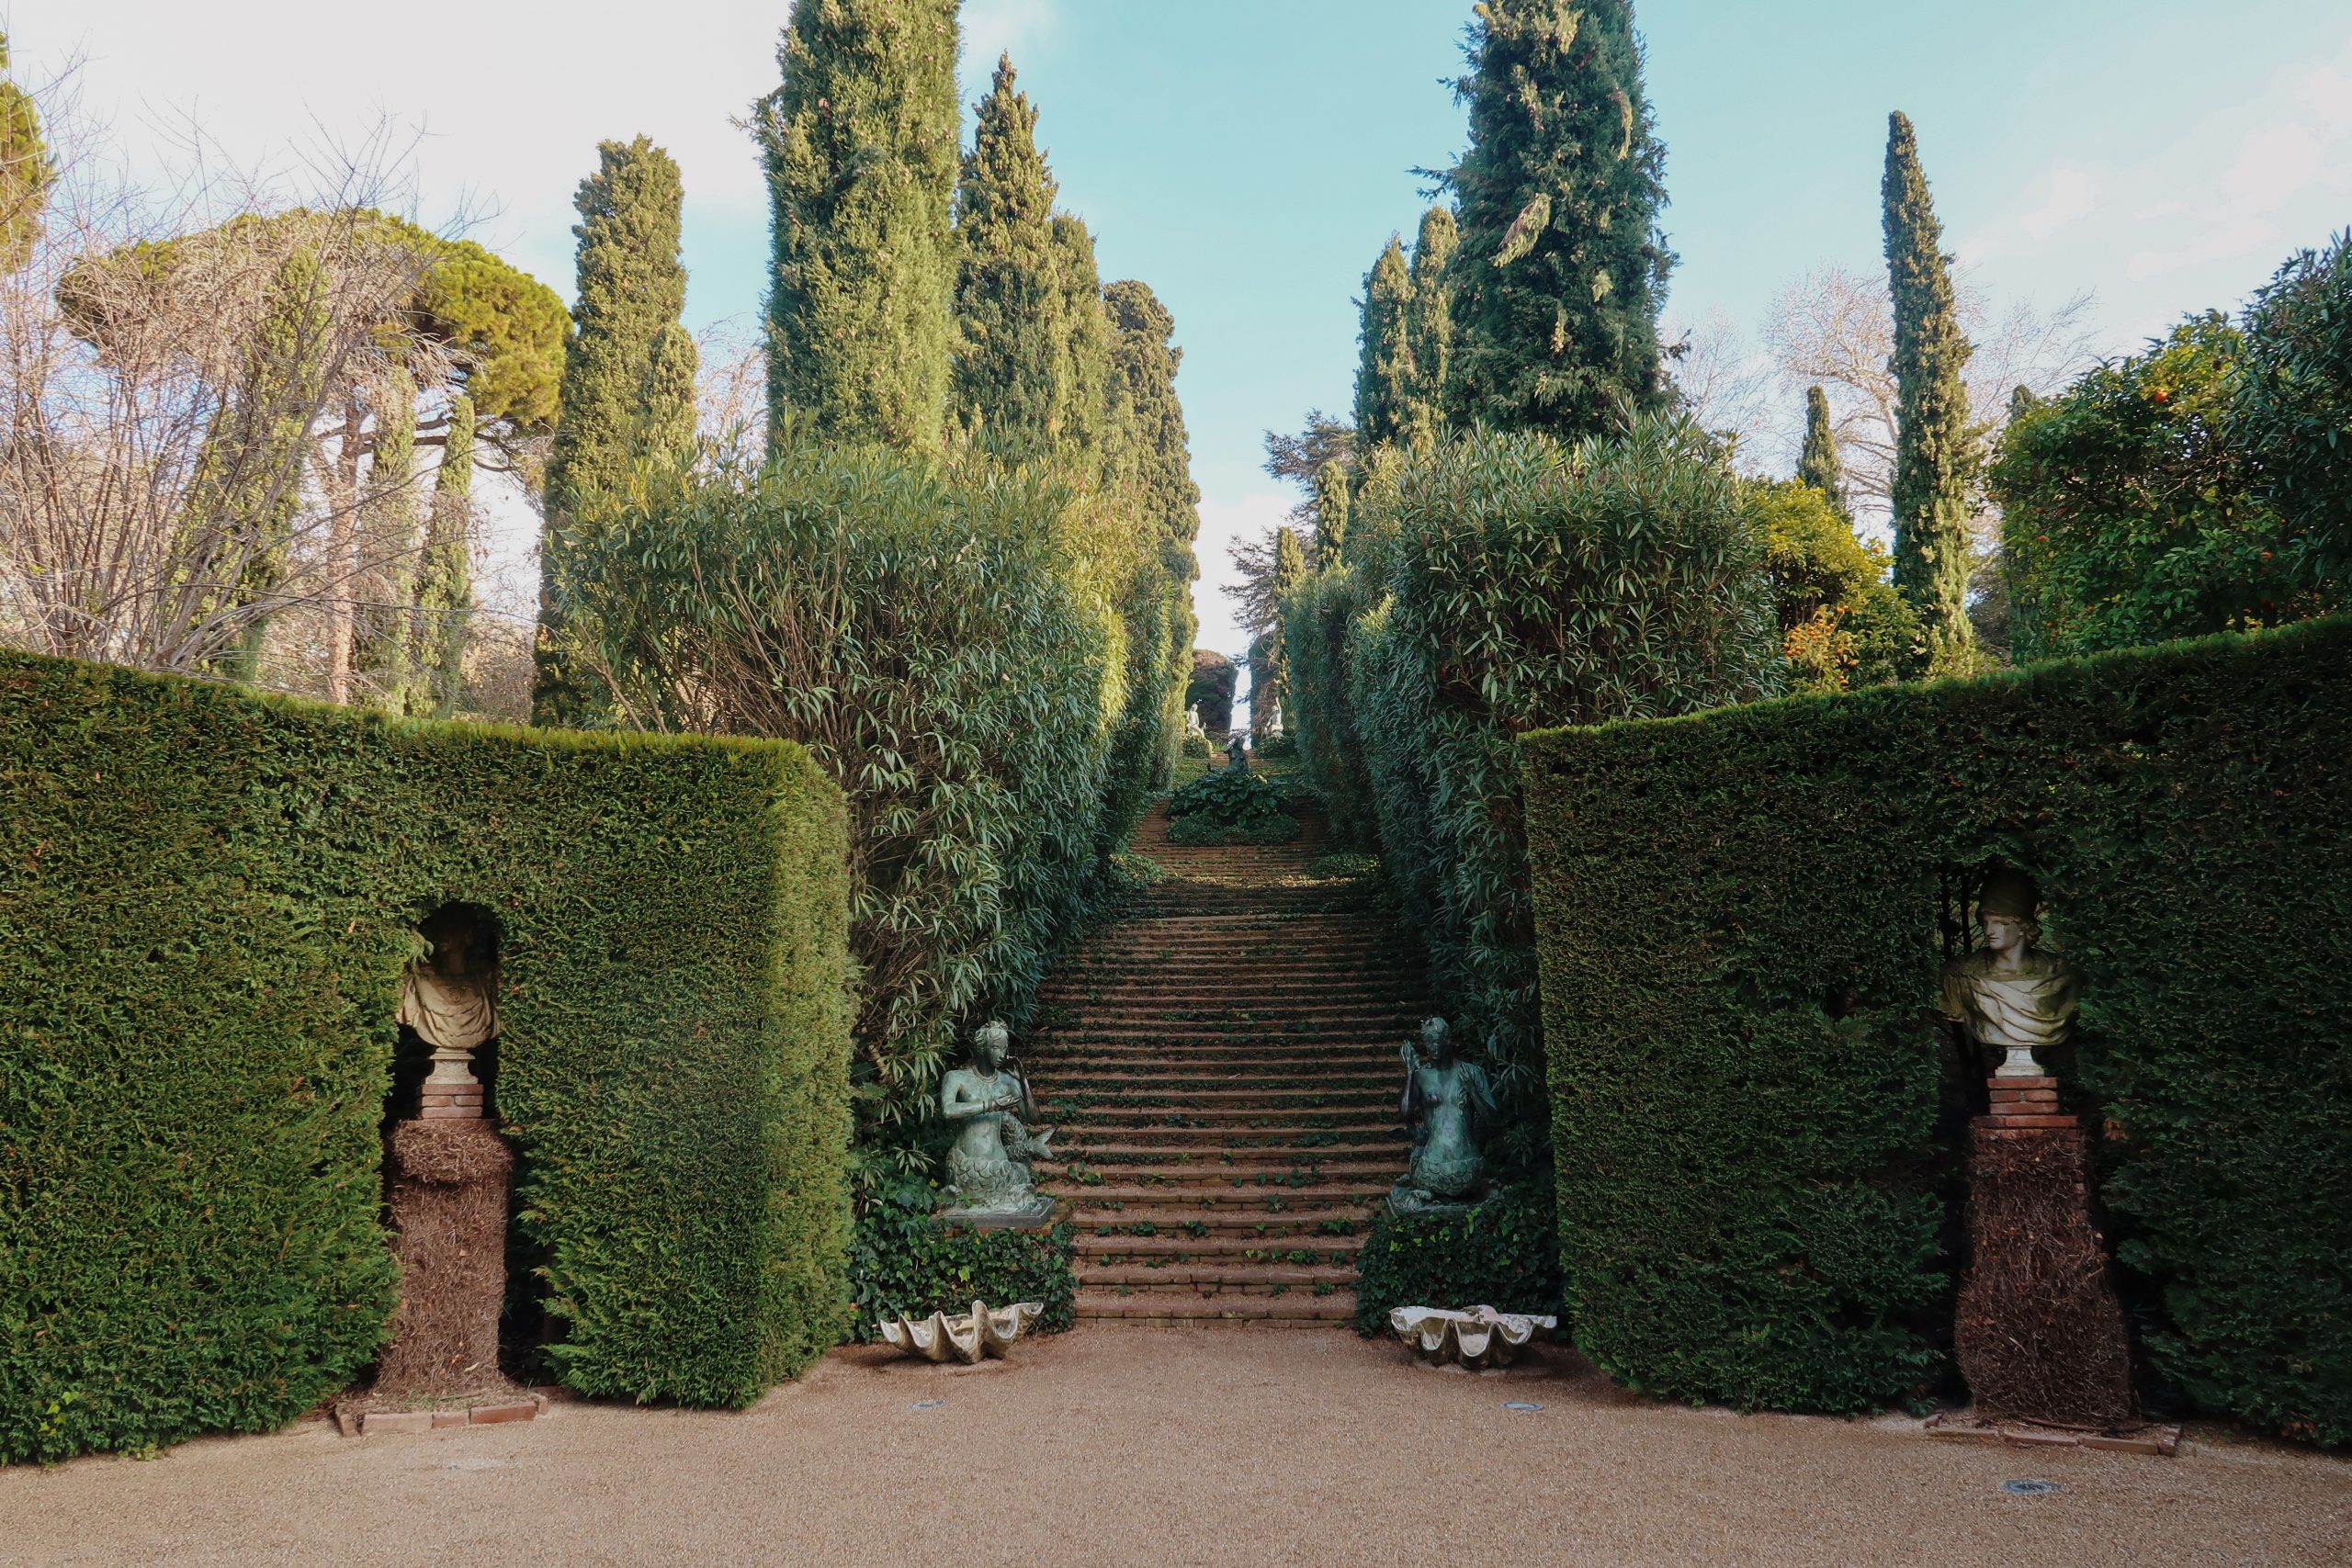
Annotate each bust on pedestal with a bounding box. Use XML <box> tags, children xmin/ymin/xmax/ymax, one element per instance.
<box><xmin>1942</xmin><ymin>867</ymin><xmax>2133</xmax><ymax>1428</ymax></box>
<box><xmin>937</xmin><ymin>1020</ymin><xmax>1056</xmax><ymax>1227</ymax></box>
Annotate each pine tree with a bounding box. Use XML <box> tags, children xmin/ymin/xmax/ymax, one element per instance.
<box><xmin>414</xmin><ymin>392</ymin><xmax>475</xmax><ymax>716</ymax></box>
<box><xmin>1882</xmin><ymin>111</ymin><xmax>1977</xmax><ymax>668</ymax></box>
<box><xmin>1313</xmin><ymin>460</ymin><xmax>1351</xmax><ymax>568</ymax></box>
<box><xmin>1353</xmin><ymin>235</ymin><xmax>1416</xmax><ymax>452</ymax></box>
<box><xmin>537</xmin><ymin>135</ymin><xmax>691</xmax><ymax>726</ymax></box>
<box><xmin>1797</xmin><ymin>385</ymin><xmax>1846</xmax><ymax>519</ymax></box>
<box><xmin>1445</xmin><ymin>1</ymin><xmax>1672</xmax><ymax>439</ymax></box>
<box><xmin>759</xmin><ymin>0</ymin><xmax>959</xmax><ymax>448</ymax></box>
<box><xmin>1405</xmin><ymin>206</ymin><xmax>1457</xmax><ymax>446</ymax></box>
<box><xmin>0</xmin><ymin>31</ymin><xmax>52</xmax><ymax>273</ymax></box>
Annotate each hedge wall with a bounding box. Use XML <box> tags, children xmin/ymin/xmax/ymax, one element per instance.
<box><xmin>1521</xmin><ymin>619</ymin><xmax>2352</xmax><ymax>1438</ymax></box>
<box><xmin>0</xmin><ymin>652</ymin><xmax>854</xmax><ymax>1461</ymax></box>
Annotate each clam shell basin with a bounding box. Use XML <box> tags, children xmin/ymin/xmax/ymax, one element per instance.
<box><xmin>878</xmin><ymin>1301</ymin><xmax>1047</xmax><ymax>1364</ymax></box>
<box><xmin>1389</xmin><ymin>1305</ymin><xmax>1558</xmax><ymax>1370</ymax></box>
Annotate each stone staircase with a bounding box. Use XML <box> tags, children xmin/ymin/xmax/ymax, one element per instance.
<box><xmin>1030</xmin><ymin>789</ymin><xmax>1423</xmax><ymax>1323</ymax></box>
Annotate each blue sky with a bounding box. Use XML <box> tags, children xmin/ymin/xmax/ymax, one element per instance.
<box><xmin>21</xmin><ymin>0</ymin><xmax>2352</xmax><ymax>650</ymax></box>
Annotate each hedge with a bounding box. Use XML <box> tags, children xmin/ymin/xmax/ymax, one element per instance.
<box><xmin>1521</xmin><ymin>619</ymin><xmax>2352</xmax><ymax>1438</ymax></box>
<box><xmin>0</xmin><ymin>652</ymin><xmax>854</xmax><ymax>1461</ymax></box>
<box><xmin>847</xmin><ymin>1184</ymin><xmax>1076</xmax><ymax>1341</ymax></box>
<box><xmin>1352</xmin><ymin>1186</ymin><xmax>1561</xmax><ymax>1335</ymax></box>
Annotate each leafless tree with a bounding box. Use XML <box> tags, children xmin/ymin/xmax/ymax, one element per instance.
<box><xmin>1664</xmin><ymin>310</ymin><xmax>1775</xmax><ymax>473</ymax></box>
<box><xmin>0</xmin><ymin>72</ymin><xmax>460</xmax><ymax>699</ymax></box>
<box><xmin>1761</xmin><ymin>264</ymin><xmax>2098</xmax><ymax>523</ymax></box>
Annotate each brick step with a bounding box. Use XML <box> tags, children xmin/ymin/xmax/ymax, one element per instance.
<box><xmin>1048</xmin><ymin>1141</ymin><xmax>1407</xmax><ymax>1165</ymax></box>
<box><xmin>1075</xmin><ymin>1232</ymin><xmax>1363</xmax><ymax>1260</ymax></box>
<box><xmin>1039</xmin><ymin>1043</ymin><xmax>1406</xmax><ymax>1066</ymax></box>
<box><xmin>1076</xmin><ymin>1262</ymin><xmax>1358</xmax><ymax>1289</ymax></box>
<box><xmin>1067</xmin><ymin>1204</ymin><xmax>1374</xmax><ymax>1235</ymax></box>
<box><xmin>1046</xmin><ymin>1104</ymin><xmax>1399</xmax><ymax>1126</ymax></box>
<box><xmin>1035</xmin><ymin>996</ymin><xmax>1426</xmax><ymax>1017</ymax></box>
<box><xmin>1046</xmin><ymin>1069</ymin><xmax>1398</xmax><ymax>1092</ymax></box>
<box><xmin>1056</xmin><ymin>1127</ymin><xmax>1402</xmax><ymax>1152</ymax></box>
<box><xmin>1071</xmin><ymin>1288</ymin><xmax>1355</xmax><ymax>1323</ymax></box>
<box><xmin>1043</xmin><ymin>1182</ymin><xmax>1385</xmax><ymax>1210</ymax></box>
<box><xmin>1045</xmin><ymin>1087</ymin><xmax>1396</xmax><ymax>1108</ymax></box>
<box><xmin>1044</xmin><ymin>1159</ymin><xmax>1396</xmax><ymax>1187</ymax></box>
<box><xmin>1038</xmin><ymin>1027</ymin><xmax>1418</xmax><ymax>1047</ymax></box>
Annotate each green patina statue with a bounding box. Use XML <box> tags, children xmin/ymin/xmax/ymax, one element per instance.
<box><xmin>939</xmin><ymin>1019</ymin><xmax>1055</xmax><ymax>1223</ymax></box>
<box><xmin>1390</xmin><ymin>1016</ymin><xmax>1495</xmax><ymax>1213</ymax></box>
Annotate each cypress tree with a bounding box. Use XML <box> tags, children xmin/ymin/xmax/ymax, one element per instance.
<box><xmin>1797</xmin><ymin>385</ymin><xmax>1846</xmax><ymax>519</ymax></box>
<box><xmin>1445</xmin><ymin>1</ymin><xmax>1672</xmax><ymax>440</ymax></box>
<box><xmin>356</xmin><ymin>371</ymin><xmax>420</xmax><ymax>710</ymax></box>
<box><xmin>634</xmin><ymin>321</ymin><xmax>701</xmax><ymax>472</ymax></box>
<box><xmin>1405</xmin><ymin>205</ymin><xmax>1457</xmax><ymax>446</ymax></box>
<box><xmin>0</xmin><ymin>32</ymin><xmax>51</xmax><ymax>272</ymax></box>
<box><xmin>1048</xmin><ymin>213</ymin><xmax>1113</xmax><ymax>475</ymax></box>
<box><xmin>758</xmin><ymin>0</ymin><xmax>959</xmax><ymax>448</ymax></box>
<box><xmin>415</xmin><ymin>392</ymin><xmax>475</xmax><ymax>717</ymax></box>
<box><xmin>952</xmin><ymin>54</ymin><xmax>1057</xmax><ymax>457</ymax></box>
<box><xmin>1882</xmin><ymin>111</ymin><xmax>1977</xmax><ymax>668</ymax></box>
<box><xmin>538</xmin><ymin>135</ymin><xmax>691</xmax><ymax>725</ymax></box>
<box><xmin>1262</xmin><ymin>525</ymin><xmax>1308</xmax><ymax>730</ymax></box>
<box><xmin>1353</xmin><ymin>235</ymin><xmax>1417</xmax><ymax>452</ymax></box>
<box><xmin>1105</xmin><ymin>279</ymin><xmax>1201</xmax><ymax>582</ymax></box>
<box><xmin>1314</xmin><ymin>460</ymin><xmax>1351</xmax><ymax>568</ymax></box>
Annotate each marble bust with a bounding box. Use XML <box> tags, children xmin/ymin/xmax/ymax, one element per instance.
<box><xmin>1940</xmin><ymin>866</ymin><xmax>2081</xmax><ymax>1078</ymax></box>
<box><xmin>938</xmin><ymin>1020</ymin><xmax>1055</xmax><ymax>1222</ymax></box>
<box><xmin>397</xmin><ymin>915</ymin><xmax>498</xmax><ymax>1092</ymax></box>
<box><xmin>1390</xmin><ymin>1017</ymin><xmax>1496</xmax><ymax>1212</ymax></box>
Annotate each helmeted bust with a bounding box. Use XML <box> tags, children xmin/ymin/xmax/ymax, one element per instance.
<box><xmin>1940</xmin><ymin>866</ymin><xmax>2081</xmax><ymax>1078</ymax></box>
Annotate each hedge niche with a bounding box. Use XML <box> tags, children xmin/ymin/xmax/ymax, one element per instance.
<box><xmin>0</xmin><ymin>652</ymin><xmax>854</xmax><ymax>1462</ymax></box>
<box><xmin>1521</xmin><ymin>620</ymin><xmax>2352</xmax><ymax>1438</ymax></box>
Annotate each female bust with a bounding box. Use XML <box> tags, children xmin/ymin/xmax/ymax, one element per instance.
<box><xmin>939</xmin><ymin>1020</ymin><xmax>1053</xmax><ymax>1212</ymax></box>
<box><xmin>1940</xmin><ymin>866</ymin><xmax>2081</xmax><ymax>1078</ymax></box>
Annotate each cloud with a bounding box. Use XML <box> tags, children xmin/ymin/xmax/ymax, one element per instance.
<box><xmin>1960</xmin><ymin>37</ymin><xmax>2352</xmax><ymax>332</ymax></box>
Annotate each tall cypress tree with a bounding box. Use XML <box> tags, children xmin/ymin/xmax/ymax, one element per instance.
<box><xmin>0</xmin><ymin>32</ymin><xmax>51</xmax><ymax>273</ymax></box>
<box><xmin>634</xmin><ymin>321</ymin><xmax>701</xmax><ymax>472</ymax></box>
<box><xmin>1104</xmin><ymin>278</ymin><xmax>1201</xmax><ymax>796</ymax></box>
<box><xmin>1353</xmin><ymin>235</ymin><xmax>1416</xmax><ymax>452</ymax></box>
<box><xmin>356</xmin><ymin>370</ymin><xmax>420</xmax><ymax>710</ymax></box>
<box><xmin>1445</xmin><ymin>0</ymin><xmax>1672</xmax><ymax>439</ymax></box>
<box><xmin>1796</xmin><ymin>385</ymin><xmax>1846</xmax><ymax>519</ymax></box>
<box><xmin>1404</xmin><ymin>205</ymin><xmax>1457</xmax><ymax>447</ymax></box>
<box><xmin>952</xmin><ymin>54</ymin><xmax>1057</xmax><ymax>457</ymax></box>
<box><xmin>1883</xmin><ymin>111</ymin><xmax>1977</xmax><ymax>667</ymax></box>
<box><xmin>537</xmin><ymin>135</ymin><xmax>690</xmax><ymax>725</ymax></box>
<box><xmin>1049</xmin><ymin>213</ymin><xmax>1114</xmax><ymax>475</ymax></box>
<box><xmin>414</xmin><ymin>391</ymin><xmax>475</xmax><ymax>717</ymax></box>
<box><xmin>759</xmin><ymin>0</ymin><xmax>958</xmax><ymax>448</ymax></box>
<box><xmin>1313</xmin><ymin>460</ymin><xmax>1351</xmax><ymax>568</ymax></box>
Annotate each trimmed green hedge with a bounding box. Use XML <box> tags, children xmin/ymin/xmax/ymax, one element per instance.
<box><xmin>0</xmin><ymin>652</ymin><xmax>854</xmax><ymax>1461</ymax></box>
<box><xmin>1521</xmin><ymin>619</ymin><xmax>2352</xmax><ymax>1437</ymax></box>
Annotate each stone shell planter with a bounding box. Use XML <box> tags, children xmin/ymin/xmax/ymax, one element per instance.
<box><xmin>878</xmin><ymin>1301</ymin><xmax>1046</xmax><ymax>1364</ymax></box>
<box><xmin>1389</xmin><ymin>1305</ymin><xmax>1556</xmax><ymax>1370</ymax></box>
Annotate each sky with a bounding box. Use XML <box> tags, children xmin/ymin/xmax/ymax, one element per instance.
<box><xmin>17</xmin><ymin>0</ymin><xmax>2352</xmax><ymax>655</ymax></box>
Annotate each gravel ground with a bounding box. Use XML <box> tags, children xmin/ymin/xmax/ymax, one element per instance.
<box><xmin>6</xmin><ymin>1326</ymin><xmax>2346</xmax><ymax>1567</ymax></box>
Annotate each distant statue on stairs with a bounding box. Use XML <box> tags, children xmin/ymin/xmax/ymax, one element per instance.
<box><xmin>1224</xmin><ymin>734</ymin><xmax>1250</xmax><ymax>773</ymax></box>
<box><xmin>1390</xmin><ymin>1016</ymin><xmax>1494</xmax><ymax>1213</ymax></box>
<box><xmin>939</xmin><ymin>1019</ymin><xmax>1056</xmax><ymax>1225</ymax></box>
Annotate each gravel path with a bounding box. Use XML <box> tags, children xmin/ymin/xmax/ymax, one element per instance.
<box><xmin>7</xmin><ymin>1326</ymin><xmax>2345</xmax><ymax>1567</ymax></box>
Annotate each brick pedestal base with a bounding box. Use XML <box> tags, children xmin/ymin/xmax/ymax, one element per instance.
<box><xmin>1955</xmin><ymin>1080</ymin><xmax>2134</xmax><ymax>1427</ymax></box>
<box><xmin>374</xmin><ymin>1116</ymin><xmax>513</xmax><ymax>1395</ymax></box>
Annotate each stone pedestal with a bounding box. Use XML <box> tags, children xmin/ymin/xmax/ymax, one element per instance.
<box><xmin>374</xmin><ymin>1117</ymin><xmax>513</xmax><ymax>1395</ymax></box>
<box><xmin>934</xmin><ymin>1194</ymin><xmax>1057</xmax><ymax>1232</ymax></box>
<box><xmin>1954</xmin><ymin>1077</ymin><xmax>2135</xmax><ymax>1427</ymax></box>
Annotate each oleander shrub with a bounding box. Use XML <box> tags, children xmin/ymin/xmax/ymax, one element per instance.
<box><xmin>1521</xmin><ymin>618</ymin><xmax>2352</xmax><ymax>1435</ymax></box>
<box><xmin>1164</xmin><ymin>764</ymin><xmax>1300</xmax><ymax>845</ymax></box>
<box><xmin>1318</xmin><ymin>419</ymin><xmax>1781</xmax><ymax>1129</ymax></box>
<box><xmin>575</xmin><ymin>444</ymin><xmax>1123</xmax><ymax>1161</ymax></box>
<box><xmin>2236</xmin><ymin>229</ymin><xmax>2352</xmax><ymax>584</ymax></box>
<box><xmin>1352</xmin><ymin>1186</ymin><xmax>1562</xmax><ymax>1335</ymax></box>
<box><xmin>847</xmin><ymin>1183</ymin><xmax>1076</xmax><ymax>1340</ymax></box>
<box><xmin>0</xmin><ymin>652</ymin><xmax>854</xmax><ymax>1461</ymax></box>
<box><xmin>1282</xmin><ymin>564</ymin><xmax>1379</xmax><ymax>848</ymax></box>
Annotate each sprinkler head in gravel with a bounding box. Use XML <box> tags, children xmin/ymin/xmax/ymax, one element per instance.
<box><xmin>911</xmin><ymin>1399</ymin><xmax>946</xmax><ymax>1411</ymax></box>
<box><xmin>1501</xmin><ymin>1401</ymin><xmax>1543</xmax><ymax>1413</ymax></box>
<box><xmin>2001</xmin><ymin>1479</ymin><xmax>2061</xmax><ymax>1496</ymax></box>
